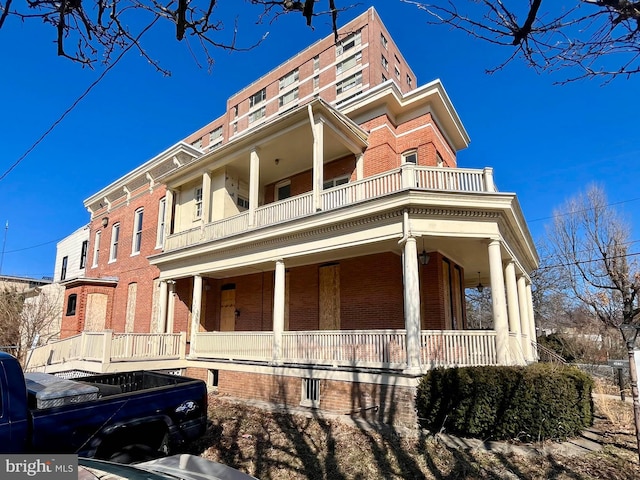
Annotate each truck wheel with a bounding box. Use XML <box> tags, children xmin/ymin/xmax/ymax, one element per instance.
<box><xmin>108</xmin><ymin>444</ymin><xmax>158</xmax><ymax>464</ymax></box>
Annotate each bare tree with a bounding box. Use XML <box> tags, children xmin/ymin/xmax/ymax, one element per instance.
<box><xmin>546</xmin><ymin>184</ymin><xmax>640</xmax><ymax>460</ymax></box>
<box><xmin>402</xmin><ymin>1</ymin><xmax>640</xmax><ymax>82</ymax></box>
<box><xmin>0</xmin><ymin>0</ymin><xmax>344</xmax><ymax>73</ymax></box>
<box><xmin>0</xmin><ymin>286</ymin><xmax>22</xmax><ymax>353</ymax></box>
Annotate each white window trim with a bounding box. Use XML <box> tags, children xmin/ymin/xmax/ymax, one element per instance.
<box><xmin>323</xmin><ymin>175</ymin><xmax>349</xmax><ymax>189</ymax></box>
<box><xmin>194</xmin><ymin>187</ymin><xmax>203</xmax><ymax>220</ymax></box>
<box><xmin>91</xmin><ymin>231</ymin><xmax>101</xmax><ymax>268</ymax></box>
<box><xmin>275</xmin><ymin>180</ymin><xmax>291</xmax><ymax>201</ymax></box>
<box><xmin>109</xmin><ymin>223</ymin><xmax>120</xmax><ymax>263</ymax></box>
<box><xmin>156</xmin><ymin>197</ymin><xmax>166</xmax><ymax>249</ymax></box>
<box><xmin>131</xmin><ymin>207</ymin><xmax>144</xmax><ymax>256</ymax></box>
<box><xmin>300</xmin><ymin>378</ymin><xmax>320</xmax><ymax>408</ymax></box>
<box><xmin>402</xmin><ymin>149</ymin><xmax>418</xmax><ymax>165</ymax></box>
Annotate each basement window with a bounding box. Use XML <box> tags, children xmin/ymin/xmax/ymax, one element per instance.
<box><xmin>300</xmin><ymin>378</ymin><xmax>320</xmax><ymax>408</ymax></box>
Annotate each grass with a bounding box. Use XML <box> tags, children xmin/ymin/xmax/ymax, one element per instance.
<box><xmin>182</xmin><ymin>391</ymin><xmax>640</xmax><ymax>480</ymax></box>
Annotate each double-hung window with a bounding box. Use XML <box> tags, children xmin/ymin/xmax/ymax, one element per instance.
<box><xmin>109</xmin><ymin>223</ymin><xmax>120</xmax><ymax>262</ymax></box>
<box><xmin>279</xmin><ymin>69</ymin><xmax>299</xmax><ymax>90</ymax></box>
<box><xmin>92</xmin><ymin>231</ymin><xmax>101</xmax><ymax>268</ymax></box>
<box><xmin>132</xmin><ymin>208</ymin><xmax>143</xmax><ymax>255</ymax></box>
<box><xmin>156</xmin><ymin>198</ymin><xmax>166</xmax><ymax>248</ymax></box>
<box><xmin>194</xmin><ymin>187</ymin><xmax>203</xmax><ymax>219</ymax></box>
<box><xmin>79</xmin><ymin>240</ymin><xmax>88</xmax><ymax>269</ymax></box>
<box><xmin>249</xmin><ymin>88</ymin><xmax>266</xmax><ymax>107</ymax></box>
<box><xmin>279</xmin><ymin>88</ymin><xmax>298</xmax><ymax>108</ymax></box>
<box><xmin>336</xmin><ymin>71</ymin><xmax>362</xmax><ymax>95</ymax></box>
<box><xmin>60</xmin><ymin>256</ymin><xmax>68</xmax><ymax>281</ymax></box>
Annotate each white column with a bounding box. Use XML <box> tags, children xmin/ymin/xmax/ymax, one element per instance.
<box><xmin>483</xmin><ymin>167</ymin><xmax>495</xmax><ymax>192</ymax></box>
<box><xmin>167</xmin><ymin>281</ymin><xmax>176</xmax><ymax>333</ymax></box>
<box><xmin>526</xmin><ymin>282</ymin><xmax>538</xmax><ymax>359</ymax></box>
<box><xmin>273</xmin><ymin>259</ymin><xmax>286</xmax><ymax>364</ymax></box>
<box><xmin>158</xmin><ymin>280</ymin><xmax>168</xmax><ymax>333</ymax></box>
<box><xmin>356</xmin><ymin>153</ymin><xmax>364</xmax><ymax>181</ymax></box>
<box><xmin>517</xmin><ymin>275</ymin><xmax>533</xmax><ymax>361</ymax></box>
<box><xmin>488</xmin><ymin>240</ymin><xmax>510</xmax><ymax>365</ymax></box>
<box><xmin>403</xmin><ymin>237</ymin><xmax>422</xmax><ymax>372</ymax></box>
<box><xmin>504</xmin><ymin>261</ymin><xmax>523</xmax><ymax>365</ymax></box>
<box><xmin>201</xmin><ymin>171</ymin><xmax>212</xmax><ymax>226</ymax></box>
<box><xmin>312</xmin><ymin>116</ymin><xmax>324</xmax><ymax>211</ymax></box>
<box><xmin>190</xmin><ymin>275</ymin><xmax>203</xmax><ymax>348</ymax></box>
<box><xmin>248</xmin><ymin>148</ymin><xmax>260</xmax><ymax>227</ymax></box>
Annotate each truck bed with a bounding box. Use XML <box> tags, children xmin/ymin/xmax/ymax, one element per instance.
<box><xmin>77</xmin><ymin>371</ymin><xmax>197</xmax><ymax>396</ymax></box>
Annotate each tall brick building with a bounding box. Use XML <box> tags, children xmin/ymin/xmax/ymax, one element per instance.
<box><xmin>55</xmin><ymin>7</ymin><xmax>538</xmax><ymax>428</ymax></box>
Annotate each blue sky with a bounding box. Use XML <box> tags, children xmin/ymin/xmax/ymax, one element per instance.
<box><xmin>1</xmin><ymin>1</ymin><xmax>639</xmax><ymax>279</ymax></box>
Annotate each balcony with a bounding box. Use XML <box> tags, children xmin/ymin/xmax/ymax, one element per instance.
<box><xmin>165</xmin><ymin>165</ymin><xmax>496</xmax><ymax>252</ymax></box>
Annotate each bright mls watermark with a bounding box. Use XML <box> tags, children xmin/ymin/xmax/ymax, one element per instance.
<box><xmin>1</xmin><ymin>455</ymin><xmax>77</xmax><ymax>479</ymax></box>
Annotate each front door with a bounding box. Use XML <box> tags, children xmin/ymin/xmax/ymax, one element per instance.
<box><xmin>220</xmin><ymin>288</ymin><xmax>236</xmax><ymax>331</ymax></box>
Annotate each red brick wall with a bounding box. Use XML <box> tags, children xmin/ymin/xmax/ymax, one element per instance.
<box><xmin>213</xmin><ymin>369</ymin><xmax>418</xmax><ymax>429</ymax></box>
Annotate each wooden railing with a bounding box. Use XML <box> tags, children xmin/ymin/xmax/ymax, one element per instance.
<box><xmin>165</xmin><ymin>166</ymin><xmax>496</xmax><ymax>251</ymax></box>
<box><xmin>419</xmin><ymin>330</ymin><xmax>498</xmax><ymax>367</ymax></box>
<box><xmin>25</xmin><ymin>332</ymin><xmax>186</xmax><ymax>372</ymax></box>
<box><xmin>25</xmin><ymin>329</ymin><xmax>501</xmax><ymax>373</ymax></box>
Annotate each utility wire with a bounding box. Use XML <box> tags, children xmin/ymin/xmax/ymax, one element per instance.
<box><xmin>0</xmin><ymin>19</ymin><xmax>159</xmax><ymax>183</ymax></box>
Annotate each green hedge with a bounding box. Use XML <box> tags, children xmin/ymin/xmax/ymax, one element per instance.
<box><xmin>416</xmin><ymin>364</ymin><xmax>594</xmax><ymax>441</ymax></box>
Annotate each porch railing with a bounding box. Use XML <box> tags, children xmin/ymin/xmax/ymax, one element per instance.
<box><xmin>25</xmin><ymin>329</ymin><xmax>500</xmax><ymax>373</ymax></box>
<box><xmin>25</xmin><ymin>332</ymin><xmax>186</xmax><ymax>372</ymax></box>
<box><xmin>165</xmin><ymin>166</ymin><xmax>496</xmax><ymax>251</ymax></box>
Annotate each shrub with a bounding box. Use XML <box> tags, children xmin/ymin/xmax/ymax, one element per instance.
<box><xmin>416</xmin><ymin>364</ymin><xmax>594</xmax><ymax>441</ymax></box>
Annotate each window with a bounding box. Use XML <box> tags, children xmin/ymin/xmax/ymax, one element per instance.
<box><xmin>248</xmin><ymin>106</ymin><xmax>266</xmax><ymax>124</ymax></box>
<box><xmin>194</xmin><ymin>187</ymin><xmax>203</xmax><ymax>218</ymax></box>
<box><xmin>109</xmin><ymin>223</ymin><xmax>120</xmax><ymax>262</ymax></box>
<box><xmin>276</xmin><ymin>181</ymin><xmax>291</xmax><ymax>200</ymax></box>
<box><xmin>237</xmin><ymin>196</ymin><xmax>249</xmax><ymax>210</ymax></box>
<box><xmin>191</xmin><ymin>138</ymin><xmax>202</xmax><ymax>149</ymax></box>
<box><xmin>232</xmin><ymin>123</ymin><xmax>238</xmax><ymax>134</ymax></box>
<box><xmin>402</xmin><ymin>150</ymin><xmax>418</xmax><ymax>164</ymax></box>
<box><xmin>407</xmin><ymin>74</ymin><xmax>412</xmax><ymax>88</ymax></box>
<box><xmin>381</xmin><ymin>54</ymin><xmax>388</xmax><ymax>71</ymax></box>
<box><xmin>156</xmin><ymin>197</ymin><xmax>166</xmax><ymax>248</ymax></box>
<box><xmin>233</xmin><ymin>105</ymin><xmax>238</xmax><ymax>118</ymax></box>
<box><xmin>394</xmin><ymin>54</ymin><xmax>401</xmax><ymax>65</ymax></box>
<box><xmin>336</xmin><ymin>30</ymin><xmax>361</xmax><ymax>55</ymax></box>
<box><xmin>336</xmin><ymin>71</ymin><xmax>362</xmax><ymax>95</ymax></box>
<box><xmin>279</xmin><ymin>88</ymin><xmax>298</xmax><ymax>108</ymax></box>
<box><xmin>323</xmin><ymin>176</ymin><xmax>349</xmax><ymax>189</ymax></box>
<box><xmin>66</xmin><ymin>294</ymin><xmax>77</xmax><ymax>316</ymax></box>
<box><xmin>381</xmin><ymin>33</ymin><xmax>388</xmax><ymax>49</ymax></box>
<box><xmin>132</xmin><ymin>208</ymin><xmax>144</xmax><ymax>254</ymax></box>
<box><xmin>279</xmin><ymin>69</ymin><xmax>299</xmax><ymax>90</ymax></box>
<box><xmin>249</xmin><ymin>88</ymin><xmax>266</xmax><ymax>107</ymax></box>
<box><xmin>300</xmin><ymin>378</ymin><xmax>320</xmax><ymax>407</ymax></box>
<box><xmin>336</xmin><ymin>52</ymin><xmax>362</xmax><ymax>74</ymax></box>
<box><xmin>394</xmin><ymin>66</ymin><xmax>400</xmax><ymax>79</ymax></box>
<box><xmin>382</xmin><ymin>74</ymin><xmax>387</xmax><ymax>82</ymax></box>
<box><xmin>92</xmin><ymin>231</ymin><xmax>101</xmax><ymax>268</ymax></box>
<box><xmin>436</xmin><ymin>152</ymin><xmax>444</xmax><ymax>167</ymax></box>
<box><xmin>209</xmin><ymin>127</ymin><xmax>223</xmax><ymax>147</ymax></box>
<box><xmin>313</xmin><ymin>55</ymin><xmax>320</xmax><ymax>71</ymax></box>
<box><xmin>79</xmin><ymin>240</ymin><xmax>88</xmax><ymax>269</ymax></box>
<box><xmin>60</xmin><ymin>256</ymin><xmax>68</xmax><ymax>281</ymax></box>
<box><xmin>313</xmin><ymin>76</ymin><xmax>319</xmax><ymax>89</ymax></box>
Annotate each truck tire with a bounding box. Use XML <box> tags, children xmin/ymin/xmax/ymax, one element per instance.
<box><xmin>95</xmin><ymin>423</ymin><xmax>170</xmax><ymax>463</ymax></box>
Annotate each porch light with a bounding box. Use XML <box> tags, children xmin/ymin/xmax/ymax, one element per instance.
<box><xmin>418</xmin><ymin>250</ymin><xmax>430</xmax><ymax>266</ymax></box>
<box><xmin>476</xmin><ymin>272</ymin><xmax>484</xmax><ymax>293</ymax></box>
<box><xmin>620</xmin><ymin>323</ymin><xmax>640</xmax><ymax>348</ymax></box>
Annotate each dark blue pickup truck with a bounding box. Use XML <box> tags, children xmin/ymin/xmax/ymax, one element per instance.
<box><xmin>0</xmin><ymin>352</ymin><xmax>208</xmax><ymax>460</ymax></box>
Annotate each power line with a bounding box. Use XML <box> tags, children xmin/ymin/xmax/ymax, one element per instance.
<box><xmin>0</xmin><ymin>19</ymin><xmax>159</xmax><ymax>183</ymax></box>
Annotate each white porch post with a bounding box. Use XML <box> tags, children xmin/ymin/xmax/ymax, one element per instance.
<box><xmin>483</xmin><ymin>167</ymin><xmax>495</xmax><ymax>192</ymax></box>
<box><xmin>526</xmin><ymin>282</ymin><xmax>538</xmax><ymax>359</ymax></box>
<box><xmin>403</xmin><ymin>237</ymin><xmax>422</xmax><ymax>372</ymax></box>
<box><xmin>356</xmin><ymin>153</ymin><xmax>364</xmax><ymax>181</ymax></box>
<box><xmin>248</xmin><ymin>148</ymin><xmax>260</xmax><ymax>227</ymax></box>
<box><xmin>201</xmin><ymin>171</ymin><xmax>212</xmax><ymax>226</ymax></box>
<box><xmin>504</xmin><ymin>261</ymin><xmax>523</xmax><ymax>364</ymax></box>
<box><xmin>190</xmin><ymin>275</ymin><xmax>203</xmax><ymax>348</ymax></box>
<box><xmin>488</xmin><ymin>240</ymin><xmax>510</xmax><ymax>365</ymax></box>
<box><xmin>158</xmin><ymin>280</ymin><xmax>168</xmax><ymax>333</ymax></box>
<box><xmin>273</xmin><ymin>259</ymin><xmax>286</xmax><ymax>364</ymax></box>
<box><xmin>167</xmin><ymin>281</ymin><xmax>176</xmax><ymax>333</ymax></box>
<box><xmin>517</xmin><ymin>275</ymin><xmax>533</xmax><ymax>361</ymax></box>
<box><xmin>164</xmin><ymin>188</ymin><xmax>174</xmax><ymax>240</ymax></box>
<box><xmin>312</xmin><ymin>115</ymin><xmax>324</xmax><ymax>212</ymax></box>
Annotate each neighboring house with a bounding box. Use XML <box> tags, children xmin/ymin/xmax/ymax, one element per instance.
<box><xmin>0</xmin><ymin>275</ymin><xmax>51</xmax><ymax>293</ymax></box>
<box><xmin>38</xmin><ymin>7</ymin><xmax>538</xmax><ymax>428</ymax></box>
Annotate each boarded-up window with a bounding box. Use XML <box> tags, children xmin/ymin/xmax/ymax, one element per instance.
<box><xmin>125</xmin><ymin>283</ymin><xmax>137</xmax><ymax>333</ymax></box>
<box><xmin>85</xmin><ymin>293</ymin><xmax>107</xmax><ymax>331</ymax></box>
<box><xmin>319</xmin><ymin>264</ymin><xmax>340</xmax><ymax>330</ymax></box>
<box><xmin>150</xmin><ymin>278</ymin><xmax>161</xmax><ymax>333</ymax></box>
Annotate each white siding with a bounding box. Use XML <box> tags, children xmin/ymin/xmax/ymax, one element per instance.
<box><xmin>53</xmin><ymin>225</ymin><xmax>90</xmax><ymax>282</ymax></box>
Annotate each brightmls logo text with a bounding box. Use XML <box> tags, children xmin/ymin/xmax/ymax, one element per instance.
<box><xmin>1</xmin><ymin>455</ymin><xmax>76</xmax><ymax>480</ymax></box>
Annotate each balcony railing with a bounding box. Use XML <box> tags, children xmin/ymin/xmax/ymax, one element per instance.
<box><xmin>25</xmin><ymin>329</ymin><xmax>502</xmax><ymax>374</ymax></box>
<box><xmin>165</xmin><ymin>166</ymin><xmax>495</xmax><ymax>251</ymax></box>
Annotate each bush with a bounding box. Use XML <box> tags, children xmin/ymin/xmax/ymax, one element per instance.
<box><xmin>416</xmin><ymin>364</ymin><xmax>594</xmax><ymax>441</ymax></box>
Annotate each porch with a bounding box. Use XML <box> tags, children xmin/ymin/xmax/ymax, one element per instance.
<box><xmin>24</xmin><ymin>329</ymin><xmax>508</xmax><ymax>375</ymax></box>
<box><xmin>164</xmin><ymin>165</ymin><xmax>496</xmax><ymax>252</ymax></box>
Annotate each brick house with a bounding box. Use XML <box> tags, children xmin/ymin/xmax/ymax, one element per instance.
<box><xmin>44</xmin><ymin>7</ymin><xmax>538</xmax><ymax>428</ymax></box>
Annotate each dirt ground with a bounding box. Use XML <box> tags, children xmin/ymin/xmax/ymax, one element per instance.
<box><xmin>183</xmin><ymin>389</ymin><xmax>640</xmax><ymax>480</ymax></box>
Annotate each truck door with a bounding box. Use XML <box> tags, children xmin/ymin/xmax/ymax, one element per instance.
<box><xmin>0</xmin><ymin>360</ymin><xmax>29</xmax><ymax>452</ymax></box>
